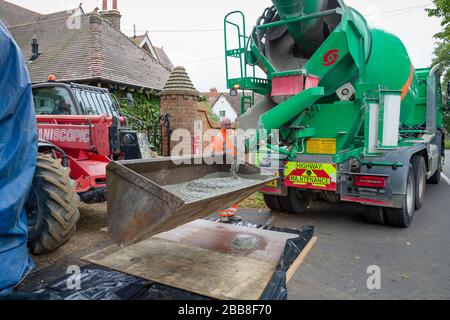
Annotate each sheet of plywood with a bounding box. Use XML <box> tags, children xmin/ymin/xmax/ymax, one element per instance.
<box><xmin>83</xmin><ymin>237</ymin><xmax>276</xmax><ymax>300</ymax></box>
<box><xmin>83</xmin><ymin>220</ymin><xmax>313</xmax><ymax>300</ymax></box>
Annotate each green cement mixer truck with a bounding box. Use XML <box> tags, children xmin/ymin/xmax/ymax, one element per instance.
<box><xmin>225</xmin><ymin>0</ymin><xmax>450</xmax><ymax>227</ymax></box>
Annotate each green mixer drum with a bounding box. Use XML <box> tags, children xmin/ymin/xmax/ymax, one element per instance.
<box><xmin>364</xmin><ymin>29</ymin><xmax>419</xmax><ymax>126</ymax></box>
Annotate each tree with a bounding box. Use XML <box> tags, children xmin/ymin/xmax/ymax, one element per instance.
<box><xmin>427</xmin><ymin>1</ymin><xmax>449</xmax><ymax>134</ymax></box>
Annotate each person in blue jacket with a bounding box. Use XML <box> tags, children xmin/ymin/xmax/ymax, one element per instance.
<box><xmin>0</xmin><ymin>19</ymin><xmax>37</xmax><ymax>297</ymax></box>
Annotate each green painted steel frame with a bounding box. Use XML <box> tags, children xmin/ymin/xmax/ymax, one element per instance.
<box><xmin>224</xmin><ymin>11</ymin><xmax>271</xmax><ymax>97</ymax></box>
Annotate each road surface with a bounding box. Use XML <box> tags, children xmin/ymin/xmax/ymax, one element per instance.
<box><xmin>285</xmin><ymin>150</ymin><xmax>450</xmax><ymax>299</ymax></box>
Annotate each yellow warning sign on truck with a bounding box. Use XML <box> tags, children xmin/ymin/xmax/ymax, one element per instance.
<box><xmin>306</xmin><ymin>138</ymin><xmax>337</xmax><ymax>155</ymax></box>
<box><xmin>285</xmin><ymin>162</ymin><xmax>337</xmax><ymax>191</ymax></box>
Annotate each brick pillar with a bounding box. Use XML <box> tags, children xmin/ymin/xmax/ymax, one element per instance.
<box><xmin>160</xmin><ymin>66</ymin><xmax>200</xmax><ymax>156</ymax></box>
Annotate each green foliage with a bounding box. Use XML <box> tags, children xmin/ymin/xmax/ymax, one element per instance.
<box><xmin>206</xmin><ymin>103</ymin><xmax>220</xmax><ymax>122</ymax></box>
<box><xmin>427</xmin><ymin>0</ymin><xmax>450</xmax><ymax>41</ymax></box>
<box><xmin>199</xmin><ymin>95</ymin><xmax>220</xmax><ymax>122</ymax></box>
<box><xmin>445</xmin><ymin>139</ymin><xmax>450</xmax><ymax>150</ymax></box>
<box><xmin>428</xmin><ymin>1</ymin><xmax>450</xmax><ymax>133</ymax></box>
<box><xmin>238</xmin><ymin>192</ymin><xmax>267</xmax><ymax>209</ymax></box>
<box><xmin>114</xmin><ymin>90</ymin><xmax>162</xmax><ymax>151</ymax></box>
<box><xmin>445</xmin><ymin>112</ymin><xmax>450</xmax><ymax>134</ymax></box>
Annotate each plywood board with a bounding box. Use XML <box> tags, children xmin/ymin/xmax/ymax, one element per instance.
<box><xmin>83</xmin><ymin>237</ymin><xmax>275</xmax><ymax>300</ymax></box>
<box><xmin>83</xmin><ymin>220</ymin><xmax>312</xmax><ymax>300</ymax></box>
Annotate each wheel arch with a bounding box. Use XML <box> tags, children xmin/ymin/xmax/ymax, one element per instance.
<box><xmin>38</xmin><ymin>139</ymin><xmax>59</xmax><ymax>153</ymax></box>
<box><xmin>412</xmin><ymin>148</ymin><xmax>429</xmax><ymax>172</ymax></box>
<box><xmin>38</xmin><ymin>139</ymin><xmax>69</xmax><ymax>167</ymax></box>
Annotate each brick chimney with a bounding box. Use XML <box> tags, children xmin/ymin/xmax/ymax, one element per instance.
<box><xmin>100</xmin><ymin>0</ymin><xmax>121</xmax><ymax>30</ymax></box>
<box><xmin>208</xmin><ymin>87</ymin><xmax>220</xmax><ymax>105</ymax></box>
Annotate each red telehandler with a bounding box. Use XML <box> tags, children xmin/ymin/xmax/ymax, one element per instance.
<box><xmin>26</xmin><ymin>79</ymin><xmax>143</xmax><ymax>254</ymax></box>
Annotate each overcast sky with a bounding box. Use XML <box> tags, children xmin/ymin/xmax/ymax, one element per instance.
<box><xmin>5</xmin><ymin>0</ymin><xmax>443</xmax><ymax>92</ymax></box>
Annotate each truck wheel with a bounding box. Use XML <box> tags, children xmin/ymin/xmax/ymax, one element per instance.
<box><xmin>364</xmin><ymin>206</ymin><xmax>386</xmax><ymax>225</ymax></box>
<box><xmin>385</xmin><ymin>164</ymin><xmax>415</xmax><ymax>228</ymax></box>
<box><xmin>263</xmin><ymin>194</ymin><xmax>282</xmax><ymax>212</ymax></box>
<box><xmin>279</xmin><ymin>188</ymin><xmax>312</xmax><ymax>214</ymax></box>
<box><xmin>428</xmin><ymin>152</ymin><xmax>443</xmax><ymax>185</ymax></box>
<box><xmin>25</xmin><ymin>154</ymin><xmax>80</xmax><ymax>255</ymax></box>
<box><xmin>411</xmin><ymin>156</ymin><xmax>426</xmax><ymax>210</ymax></box>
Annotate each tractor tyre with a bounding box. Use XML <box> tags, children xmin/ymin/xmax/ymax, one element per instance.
<box><xmin>363</xmin><ymin>206</ymin><xmax>386</xmax><ymax>225</ymax></box>
<box><xmin>263</xmin><ymin>194</ymin><xmax>282</xmax><ymax>212</ymax></box>
<box><xmin>385</xmin><ymin>164</ymin><xmax>415</xmax><ymax>228</ymax></box>
<box><xmin>411</xmin><ymin>155</ymin><xmax>426</xmax><ymax>210</ymax></box>
<box><xmin>279</xmin><ymin>188</ymin><xmax>312</xmax><ymax>214</ymax></box>
<box><xmin>25</xmin><ymin>154</ymin><xmax>80</xmax><ymax>255</ymax></box>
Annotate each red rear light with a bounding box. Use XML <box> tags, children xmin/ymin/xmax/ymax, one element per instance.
<box><xmin>355</xmin><ymin>175</ymin><xmax>386</xmax><ymax>188</ymax></box>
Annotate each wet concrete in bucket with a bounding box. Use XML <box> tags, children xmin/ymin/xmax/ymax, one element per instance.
<box><xmin>163</xmin><ymin>174</ymin><xmax>262</xmax><ymax>203</ymax></box>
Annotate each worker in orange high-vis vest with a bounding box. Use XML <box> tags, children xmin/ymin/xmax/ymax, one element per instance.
<box><xmin>209</xmin><ymin>118</ymin><xmax>242</xmax><ymax>223</ymax></box>
<box><xmin>209</xmin><ymin>118</ymin><xmax>236</xmax><ymax>158</ymax></box>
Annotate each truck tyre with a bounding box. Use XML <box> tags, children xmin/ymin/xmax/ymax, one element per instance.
<box><xmin>25</xmin><ymin>154</ymin><xmax>80</xmax><ymax>255</ymax></box>
<box><xmin>411</xmin><ymin>155</ymin><xmax>426</xmax><ymax>210</ymax></box>
<box><xmin>263</xmin><ymin>194</ymin><xmax>282</xmax><ymax>212</ymax></box>
<box><xmin>385</xmin><ymin>164</ymin><xmax>415</xmax><ymax>228</ymax></box>
<box><xmin>364</xmin><ymin>206</ymin><xmax>386</xmax><ymax>225</ymax></box>
<box><xmin>279</xmin><ymin>188</ymin><xmax>312</xmax><ymax>214</ymax></box>
<box><xmin>428</xmin><ymin>152</ymin><xmax>443</xmax><ymax>185</ymax></box>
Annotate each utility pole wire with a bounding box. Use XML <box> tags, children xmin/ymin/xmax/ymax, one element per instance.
<box><xmin>379</xmin><ymin>4</ymin><xmax>433</xmax><ymax>19</ymax></box>
<box><xmin>122</xmin><ymin>3</ymin><xmax>434</xmax><ymax>37</ymax></box>
<box><xmin>366</xmin><ymin>3</ymin><xmax>432</xmax><ymax>17</ymax></box>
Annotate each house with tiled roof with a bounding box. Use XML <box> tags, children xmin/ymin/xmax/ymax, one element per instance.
<box><xmin>0</xmin><ymin>0</ymin><xmax>76</xmax><ymax>27</ymax></box>
<box><xmin>130</xmin><ymin>31</ymin><xmax>174</xmax><ymax>72</ymax></box>
<box><xmin>202</xmin><ymin>88</ymin><xmax>264</xmax><ymax>123</ymax></box>
<box><xmin>0</xmin><ymin>0</ymin><xmax>173</xmax><ymax>93</ymax></box>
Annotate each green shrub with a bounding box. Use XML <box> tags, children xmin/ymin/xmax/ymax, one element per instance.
<box><xmin>114</xmin><ymin>91</ymin><xmax>162</xmax><ymax>152</ymax></box>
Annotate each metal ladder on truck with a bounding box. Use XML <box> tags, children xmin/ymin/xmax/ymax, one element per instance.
<box><xmin>224</xmin><ymin>11</ymin><xmax>270</xmax><ymax>115</ymax></box>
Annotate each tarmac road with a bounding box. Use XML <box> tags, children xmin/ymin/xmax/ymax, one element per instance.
<box><xmin>284</xmin><ymin>150</ymin><xmax>450</xmax><ymax>300</ymax></box>
<box><xmin>19</xmin><ymin>151</ymin><xmax>450</xmax><ymax>300</ymax></box>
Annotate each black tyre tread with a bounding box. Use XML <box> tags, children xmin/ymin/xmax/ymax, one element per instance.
<box><xmin>385</xmin><ymin>164</ymin><xmax>415</xmax><ymax>228</ymax></box>
<box><xmin>279</xmin><ymin>195</ymin><xmax>295</xmax><ymax>213</ymax></box>
<box><xmin>28</xmin><ymin>154</ymin><xmax>80</xmax><ymax>255</ymax></box>
<box><xmin>364</xmin><ymin>206</ymin><xmax>386</xmax><ymax>225</ymax></box>
<box><xmin>263</xmin><ymin>194</ymin><xmax>282</xmax><ymax>212</ymax></box>
<box><xmin>411</xmin><ymin>155</ymin><xmax>426</xmax><ymax>210</ymax></box>
<box><xmin>385</xmin><ymin>208</ymin><xmax>410</xmax><ymax>228</ymax></box>
<box><xmin>279</xmin><ymin>188</ymin><xmax>311</xmax><ymax>214</ymax></box>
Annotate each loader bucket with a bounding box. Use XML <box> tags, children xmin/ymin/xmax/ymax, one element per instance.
<box><xmin>106</xmin><ymin>155</ymin><xmax>276</xmax><ymax>246</ymax></box>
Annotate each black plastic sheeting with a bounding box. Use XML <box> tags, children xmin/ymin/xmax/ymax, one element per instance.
<box><xmin>260</xmin><ymin>226</ymin><xmax>314</xmax><ymax>300</ymax></box>
<box><xmin>10</xmin><ymin>225</ymin><xmax>314</xmax><ymax>301</ymax></box>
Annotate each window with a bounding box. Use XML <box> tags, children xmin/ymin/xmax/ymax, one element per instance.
<box><xmin>219</xmin><ymin>110</ymin><xmax>226</xmax><ymax>117</ymax></box>
<box><xmin>72</xmin><ymin>87</ymin><xmax>120</xmax><ymax>117</ymax></box>
<box><xmin>33</xmin><ymin>87</ymin><xmax>76</xmax><ymax>115</ymax></box>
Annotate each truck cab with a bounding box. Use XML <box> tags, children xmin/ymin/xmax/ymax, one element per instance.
<box><xmin>33</xmin><ymin>82</ymin><xmax>121</xmax><ymax>117</ymax></box>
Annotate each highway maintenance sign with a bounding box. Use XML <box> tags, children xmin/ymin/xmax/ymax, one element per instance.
<box><xmin>285</xmin><ymin>162</ymin><xmax>337</xmax><ymax>191</ymax></box>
